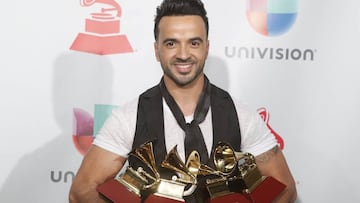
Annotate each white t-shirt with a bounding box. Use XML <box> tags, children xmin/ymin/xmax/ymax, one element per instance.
<box><xmin>93</xmin><ymin>97</ymin><xmax>277</xmax><ymax>162</ymax></box>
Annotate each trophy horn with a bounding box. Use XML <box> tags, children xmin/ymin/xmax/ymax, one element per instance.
<box><xmin>186</xmin><ymin>151</ymin><xmax>221</xmax><ymax>177</ymax></box>
<box><xmin>213</xmin><ymin>142</ymin><xmax>241</xmax><ymax>175</ymax></box>
<box><xmin>161</xmin><ymin>145</ymin><xmax>196</xmax><ymax>184</ymax></box>
<box><xmin>185</xmin><ymin>151</ymin><xmax>201</xmax><ymax>177</ymax></box>
<box><xmin>213</xmin><ymin>142</ymin><xmax>258</xmax><ymax>175</ymax></box>
<box><xmin>129</xmin><ymin>142</ymin><xmax>160</xmax><ymax>179</ymax></box>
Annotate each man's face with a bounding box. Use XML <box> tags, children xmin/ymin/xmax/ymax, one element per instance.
<box><xmin>154</xmin><ymin>15</ymin><xmax>209</xmax><ymax>87</ymax></box>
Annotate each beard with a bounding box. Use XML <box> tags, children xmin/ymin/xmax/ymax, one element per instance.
<box><xmin>160</xmin><ymin>58</ymin><xmax>206</xmax><ymax>87</ymax></box>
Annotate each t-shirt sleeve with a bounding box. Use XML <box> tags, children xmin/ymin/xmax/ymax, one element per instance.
<box><xmin>235</xmin><ymin>101</ymin><xmax>278</xmax><ymax>156</ymax></box>
<box><xmin>92</xmin><ymin>99</ymin><xmax>138</xmax><ymax>157</ymax></box>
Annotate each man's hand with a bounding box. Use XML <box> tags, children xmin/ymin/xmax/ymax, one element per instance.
<box><xmin>69</xmin><ymin>145</ymin><xmax>126</xmax><ymax>203</ymax></box>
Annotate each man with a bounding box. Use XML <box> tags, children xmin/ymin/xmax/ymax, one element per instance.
<box><xmin>69</xmin><ymin>0</ymin><xmax>297</xmax><ymax>202</ymax></box>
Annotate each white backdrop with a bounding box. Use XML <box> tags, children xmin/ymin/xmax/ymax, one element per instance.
<box><xmin>1</xmin><ymin>0</ymin><xmax>360</xmax><ymax>202</ymax></box>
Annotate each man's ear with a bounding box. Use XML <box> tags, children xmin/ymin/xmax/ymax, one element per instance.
<box><xmin>154</xmin><ymin>41</ymin><xmax>160</xmax><ymax>61</ymax></box>
<box><xmin>206</xmin><ymin>40</ymin><xmax>210</xmax><ymax>58</ymax></box>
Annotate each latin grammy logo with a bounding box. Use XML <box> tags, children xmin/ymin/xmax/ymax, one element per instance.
<box><xmin>70</xmin><ymin>0</ymin><xmax>133</xmax><ymax>55</ymax></box>
<box><xmin>257</xmin><ymin>107</ymin><xmax>285</xmax><ymax>149</ymax></box>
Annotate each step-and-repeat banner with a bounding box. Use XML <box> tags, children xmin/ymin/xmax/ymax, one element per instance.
<box><xmin>1</xmin><ymin>0</ymin><xmax>359</xmax><ymax>202</ymax></box>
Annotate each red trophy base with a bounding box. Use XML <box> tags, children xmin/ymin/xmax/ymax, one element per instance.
<box><xmin>207</xmin><ymin>193</ymin><xmax>250</xmax><ymax>203</ymax></box>
<box><xmin>97</xmin><ymin>179</ymin><xmax>141</xmax><ymax>203</ymax></box>
<box><xmin>70</xmin><ymin>33</ymin><xmax>133</xmax><ymax>55</ymax></box>
<box><xmin>243</xmin><ymin>176</ymin><xmax>286</xmax><ymax>203</ymax></box>
<box><xmin>207</xmin><ymin>176</ymin><xmax>285</xmax><ymax>203</ymax></box>
<box><xmin>145</xmin><ymin>194</ymin><xmax>185</xmax><ymax>203</ymax></box>
<box><xmin>97</xmin><ymin>176</ymin><xmax>285</xmax><ymax>203</ymax></box>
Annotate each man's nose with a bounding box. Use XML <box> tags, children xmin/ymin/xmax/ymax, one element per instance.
<box><xmin>176</xmin><ymin>45</ymin><xmax>190</xmax><ymax>60</ymax></box>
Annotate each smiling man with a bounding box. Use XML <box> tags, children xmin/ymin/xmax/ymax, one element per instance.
<box><xmin>69</xmin><ymin>0</ymin><xmax>297</xmax><ymax>202</ymax></box>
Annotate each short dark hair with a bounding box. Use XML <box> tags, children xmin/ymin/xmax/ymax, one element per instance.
<box><xmin>154</xmin><ymin>0</ymin><xmax>209</xmax><ymax>40</ymax></box>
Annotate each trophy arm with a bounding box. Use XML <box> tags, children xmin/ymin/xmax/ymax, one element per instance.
<box><xmin>137</xmin><ymin>167</ymin><xmax>159</xmax><ymax>190</ymax></box>
<box><xmin>183</xmin><ymin>179</ymin><xmax>198</xmax><ymax>196</ymax></box>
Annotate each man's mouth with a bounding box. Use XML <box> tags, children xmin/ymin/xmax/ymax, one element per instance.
<box><xmin>174</xmin><ymin>63</ymin><xmax>193</xmax><ymax>73</ymax></box>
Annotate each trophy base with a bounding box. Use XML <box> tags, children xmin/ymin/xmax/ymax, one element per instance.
<box><xmin>97</xmin><ymin>179</ymin><xmax>141</xmax><ymax>203</ymax></box>
<box><xmin>70</xmin><ymin>33</ymin><xmax>133</xmax><ymax>55</ymax></box>
<box><xmin>144</xmin><ymin>194</ymin><xmax>185</xmax><ymax>203</ymax></box>
<box><xmin>243</xmin><ymin>176</ymin><xmax>285</xmax><ymax>203</ymax></box>
<box><xmin>206</xmin><ymin>193</ymin><xmax>250</xmax><ymax>203</ymax></box>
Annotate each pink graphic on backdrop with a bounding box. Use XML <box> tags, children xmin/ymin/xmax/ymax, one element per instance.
<box><xmin>73</xmin><ymin>108</ymin><xmax>94</xmax><ymax>155</ymax></box>
<box><xmin>258</xmin><ymin>107</ymin><xmax>285</xmax><ymax>149</ymax></box>
<box><xmin>70</xmin><ymin>0</ymin><xmax>133</xmax><ymax>55</ymax></box>
<box><xmin>72</xmin><ymin>105</ymin><xmax>117</xmax><ymax>156</ymax></box>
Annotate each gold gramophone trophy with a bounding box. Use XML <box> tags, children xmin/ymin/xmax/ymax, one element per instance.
<box><xmin>145</xmin><ymin>145</ymin><xmax>198</xmax><ymax>203</ymax></box>
<box><xmin>97</xmin><ymin>142</ymin><xmax>158</xmax><ymax>203</ymax></box>
<box><xmin>97</xmin><ymin>142</ymin><xmax>198</xmax><ymax>203</ymax></box>
<box><xmin>201</xmin><ymin>142</ymin><xmax>286</xmax><ymax>203</ymax></box>
<box><xmin>184</xmin><ymin>148</ymin><xmax>249</xmax><ymax>202</ymax></box>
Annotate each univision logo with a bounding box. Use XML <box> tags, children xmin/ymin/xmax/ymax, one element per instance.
<box><xmin>226</xmin><ymin>0</ymin><xmax>315</xmax><ymax>61</ymax></box>
<box><xmin>246</xmin><ymin>0</ymin><xmax>298</xmax><ymax>36</ymax></box>
<box><xmin>72</xmin><ymin>104</ymin><xmax>118</xmax><ymax>155</ymax></box>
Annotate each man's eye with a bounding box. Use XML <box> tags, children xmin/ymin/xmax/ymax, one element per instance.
<box><xmin>166</xmin><ymin>41</ymin><xmax>176</xmax><ymax>47</ymax></box>
<box><xmin>191</xmin><ymin>41</ymin><xmax>200</xmax><ymax>47</ymax></box>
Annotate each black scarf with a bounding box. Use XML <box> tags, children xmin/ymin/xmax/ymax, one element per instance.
<box><xmin>159</xmin><ymin>76</ymin><xmax>211</xmax><ymax>164</ymax></box>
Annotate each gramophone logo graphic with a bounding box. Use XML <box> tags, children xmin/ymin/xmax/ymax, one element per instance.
<box><xmin>70</xmin><ymin>0</ymin><xmax>133</xmax><ymax>55</ymax></box>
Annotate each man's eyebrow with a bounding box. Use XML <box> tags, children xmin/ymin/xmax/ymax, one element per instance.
<box><xmin>162</xmin><ymin>37</ymin><xmax>204</xmax><ymax>43</ymax></box>
<box><xmin>189</xmin><ymin>37</ymin><xmax>204</xmax><ymax>42</ymax></box>
<box><xmin>162</xmin><ymin>38</ymin><xmax>178</xmax><ymax>44</ymax></box>
<box><xmin>160</xmin><ymin>36</ymin><xmax>205</xmax><ymax>45</ymax></box>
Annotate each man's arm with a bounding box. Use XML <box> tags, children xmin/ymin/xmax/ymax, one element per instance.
<box><xmin>69</xmin><ymin>145</ymin><xmax>127</xmax><ymax>203</ymax></box>
<box><xmin>255</xmin><ymin>145</ymin><xmax>297</xmax><ymax>203</ymax></box>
